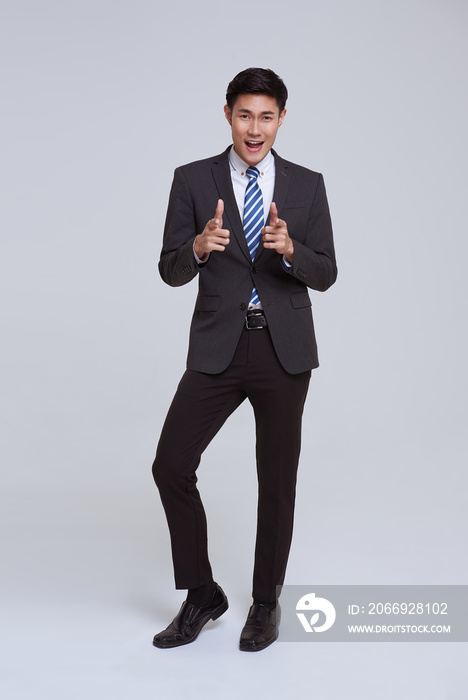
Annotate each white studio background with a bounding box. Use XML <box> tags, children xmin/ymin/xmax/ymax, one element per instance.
<box><xmin>1</xmin><ymin>1</ymin><xmax>467</xmax><ymax>699</ymax></box>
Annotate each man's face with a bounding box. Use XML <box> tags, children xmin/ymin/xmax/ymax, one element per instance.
<box><xmin>224</xmin><ymin>93</ymin><xmax>286</xmax><ymax>166</ymax></box>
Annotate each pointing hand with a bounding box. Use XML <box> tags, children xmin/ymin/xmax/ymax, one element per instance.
<box><xmin>262</xmin><ymin>201</ymin><xmax>294</xmax><ymax>263</ymax></box>
<box><xmin>194</xmin><ymin>199</ymin><xmax>230</xmax><ymax>260</ymax></box>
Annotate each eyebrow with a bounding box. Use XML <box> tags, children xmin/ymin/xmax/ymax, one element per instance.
<box><xmin>237</xmin><ymin>109</ymin><xmax>276</xmax><ymax>115</ymax></box>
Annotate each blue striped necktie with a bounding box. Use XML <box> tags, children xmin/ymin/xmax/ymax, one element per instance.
<box><xmin>243</xmin><ymin>166</ymin><xmax>264</xmax><ymax>306</ymax></box>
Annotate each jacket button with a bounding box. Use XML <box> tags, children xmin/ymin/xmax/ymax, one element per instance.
<box><xmin>240</xmin><ymin>303</ymin><xmax>247</xmax><ymax>311</ymax></box>
<box><xmin>251</xmin><ymin>266</ymin><xmax>257</xmax><ymax>273</ymax></box>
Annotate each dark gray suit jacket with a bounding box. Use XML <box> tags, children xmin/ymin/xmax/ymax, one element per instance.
<box><xmin>159</xmin><ymin>146</ymin><xmax>337</xmax><ymax>374</ymax></box>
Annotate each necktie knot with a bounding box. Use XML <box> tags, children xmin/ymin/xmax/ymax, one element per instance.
<box><xmin>246</xmin><ymin>166</ymin><xmax>260</xmax><ymax>181</ymax></box>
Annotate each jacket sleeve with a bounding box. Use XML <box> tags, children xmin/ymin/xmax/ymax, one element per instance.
<box><xmin>158</xmin><ymin>167</ymin><xmax>200</xmax><ymax>287</ymax></box>
<box><xmin>285</xmin><ymin>174</ymin><xmax>337</xmax><ymax>292</ymax></box>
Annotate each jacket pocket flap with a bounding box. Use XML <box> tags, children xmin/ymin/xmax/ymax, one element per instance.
<box><xmin>290</xmin><ymin>291</ymin><xmax>311</xmax><ymax>309</ymax></box>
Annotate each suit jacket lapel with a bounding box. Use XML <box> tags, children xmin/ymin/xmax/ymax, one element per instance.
<box><xmin>211</xmin><ymin>148</ymin><xmax>251</xmax><ymax>262</ymax></box>
<box><xmin>270</xmin><ymin>149</ymin><xmax>290</xmax><ymax>216</ymax></box>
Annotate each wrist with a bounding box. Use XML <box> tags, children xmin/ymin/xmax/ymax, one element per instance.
<box><xmin>194</xmin><ymin>236</ymin><xmax>208</xmax><ymax>261</ymax></box>
<box><xmin>284</xmin><ymin>240</ymin><xmax>294</xmax><ymax>264</ymax></box>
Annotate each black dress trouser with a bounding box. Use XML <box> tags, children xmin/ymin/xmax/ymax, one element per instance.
<box><xmin>152</xmin><ymin>325</ymin><xmax>311</xmax><ymax>603</ymax></box>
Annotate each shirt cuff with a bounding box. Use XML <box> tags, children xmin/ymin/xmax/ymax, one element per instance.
<box><xmin>281</xmin><ymin>255</ymin><xmax>292</xmax><ymax>270</ymax></box>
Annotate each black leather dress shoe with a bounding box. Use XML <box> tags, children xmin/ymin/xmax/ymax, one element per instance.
<box><xmin>152</xmin><ymin>583</ymin><xmax>228</xmax><ymax>648</ymax></box>
<box><xmin>239</xmin><ymin>602</ymin><xmax>280</xmax><ymax>652</ymax></box>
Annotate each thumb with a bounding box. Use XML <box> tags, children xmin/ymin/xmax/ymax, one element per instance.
<box><xmin>214</xmin><ymin>199</ymin><xmax>224</xmax><ymax>226</ymax></box>
<box><xmin>270</xmin><ymin>201</ymin><xmax>279</xmax><ymax>226</ymax></box>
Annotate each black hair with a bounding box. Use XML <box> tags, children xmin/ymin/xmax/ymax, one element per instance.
<box><xmin>226</xmin><ymin>68</ymin><xmax>288</xmax><ymax>113</ymax></box>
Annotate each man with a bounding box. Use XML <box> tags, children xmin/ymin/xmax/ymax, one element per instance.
<box><xmin>152</xmin><ymin>68</ymin><xmax>337</xmax><ymax>651</ymax></box>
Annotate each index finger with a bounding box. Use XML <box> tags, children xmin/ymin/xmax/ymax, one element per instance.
<box><xmin>214</xmin><ymin>198</ymin><xmax>224</xmax><ymax>225</ymax></box>
<box><xmin>270</xmin><ymin>201</ymin><xmax>279</xmax><ymax>226</ymax></box>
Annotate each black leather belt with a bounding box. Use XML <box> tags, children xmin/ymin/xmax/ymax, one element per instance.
<box><xmin>245</xmin><ymin>309</ymin><xmax>267</xmax><ymax>330</ymax></box>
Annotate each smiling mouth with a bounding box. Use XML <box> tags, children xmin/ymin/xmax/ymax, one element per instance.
<box><xmin>245</xmin><ymin>141</ymin><xmax>264</xmax><ymax>150</ymax></box>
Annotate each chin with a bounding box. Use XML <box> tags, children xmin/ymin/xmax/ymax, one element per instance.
<box><xmin>245</xmin><ymin>151</ymin><xmax>265</xmax><ymax>166</ymax></box>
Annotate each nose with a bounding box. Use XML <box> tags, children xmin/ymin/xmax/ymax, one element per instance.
<box><xmin>248</xmin><ymin>118</ymin><xmax>261</xmax><ymax>136</ymax></box>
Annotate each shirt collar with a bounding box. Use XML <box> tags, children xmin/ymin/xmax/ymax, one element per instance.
<box><xmin>228</xmin><ymin>145</ymin><xmax>273</xmax><ymax>178</ymax></box>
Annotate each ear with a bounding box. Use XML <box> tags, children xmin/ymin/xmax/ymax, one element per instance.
<box><xmin>224</xmin><ymin>104</ymin><xmax>232</xmax><ymax>126</ymax></box>
<box><xmin>278</xmin><ymin>108</ymin><xmax>287</xmax><ymax>127</ymax></box>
